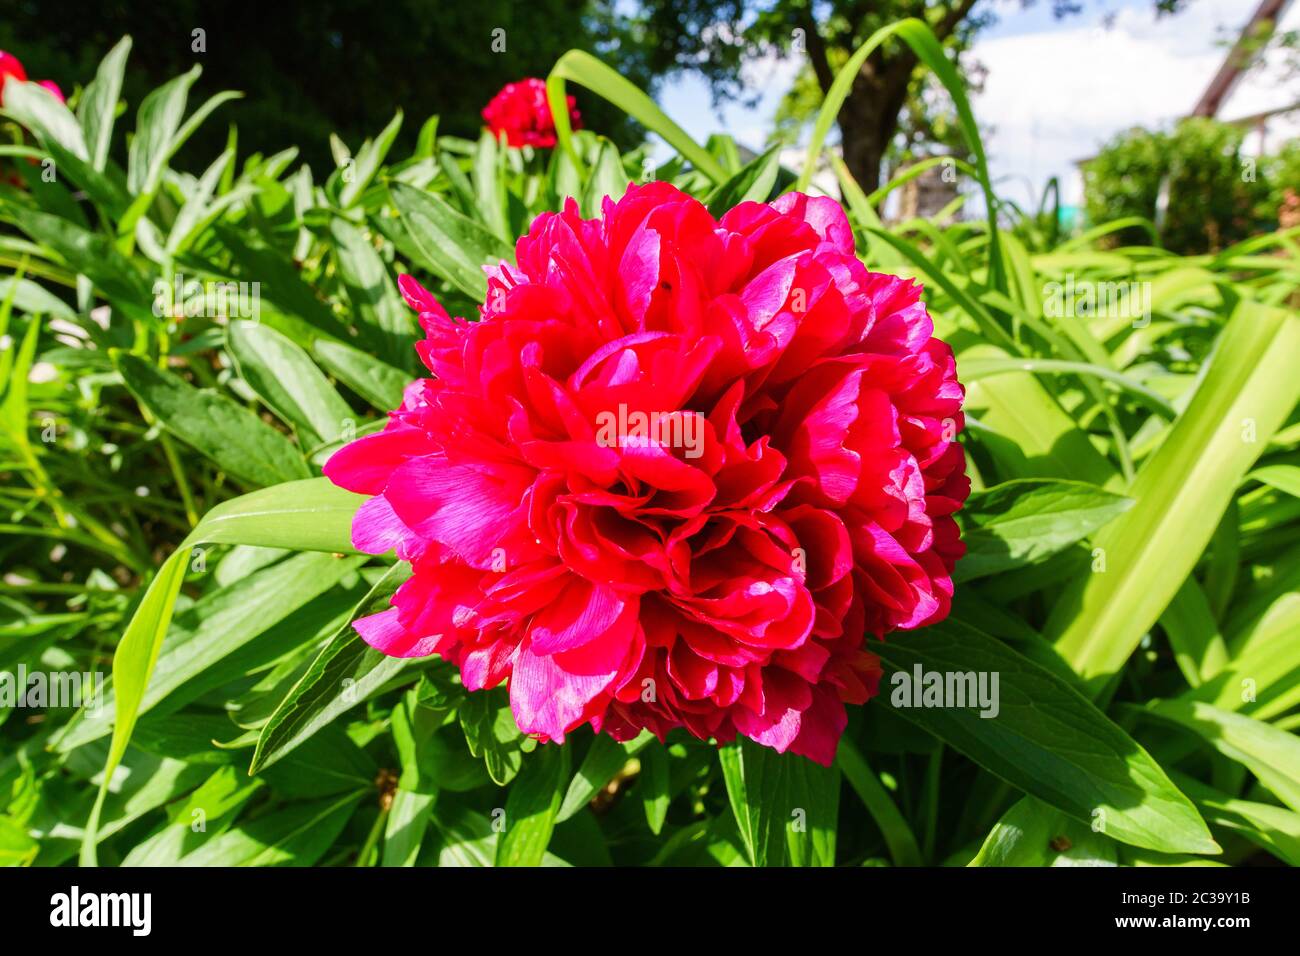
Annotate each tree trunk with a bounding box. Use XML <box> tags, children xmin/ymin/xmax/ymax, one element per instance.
<box><xmin>839</xmin><ymin>102</ymin><xmax>887</xmax><ymax>194</ymax></box>
<box><xmin>836</xmin><ymin>67</ymin><xmax>911</xmax><ymax>194</ymax></box>
<box><xmin>813</xmin><ymin>0</ymin><xmax>977</xmax><ymax>193</ymax></box>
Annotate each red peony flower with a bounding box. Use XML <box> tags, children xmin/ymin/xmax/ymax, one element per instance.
<box><xmin>37</xmin><ymin>79</ymin><xmax>64</xmax><ymax>104</ymax></box>
<box><xmin>0</xmin><ymin>51</ymin><xmax>28</xmax><ymax>106</ymax></box>
<box><xmin>0</xmin><ymin>51</ymin><xmax>64</xmax><ymax>107</ymax></box>
<box><xmin>325</xmin><ymin>182</ymin><xmax>968</xmax><ymax>765</ymax></box>
<box><xmin>481</xmin><ymin>77</ymin><xmax>580</xmax><ymax>149</ymax></box>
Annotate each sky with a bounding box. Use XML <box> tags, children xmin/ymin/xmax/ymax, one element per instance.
<box><xmin>650</xmin><ymin>0</ymin><xmax>1300</xmax><ymax>207</ymax></box>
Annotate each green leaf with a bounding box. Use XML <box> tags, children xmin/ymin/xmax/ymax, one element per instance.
<box><xmin>328</xmin><ymin>217</ymin><xmax>413</xmax><ymax>369</ymax></box>
<box><xmin>121</xmin><ymin>766</ymin><xmax>263</xmax><ymax>867</ymax></box>
<box><xmin>1118</xmin><ymin>849</ymin><xmax>1228</xmax><ymax>867</ymax></box>
<box><xmin>800</xmin><ymin>17</ymin><xmax>1004</xmax><ymax>289</ymax></box>
<box><xmin>389</xmin><ymin>182</ymin><xmax>512</xmax><ymax>300</ymax></box>
<box><xmin>959</xmin><ymin>343</ymin><xmax>1119</xmax><ymax>488</ymax></box>
<box><xmin>496</xmin><ymin>745</ymin><xmax>569</xmax><ymax>867</ymax></box>
<box><xmin>54</xmin><ymin>551</ymin><xmax>364</xmax><ymax>752</ymax></box>
<box><xmin>960</xmin><ymin>357</ymin><xmax>1176</xmax><ymax>419</ymax></box>
<box><xmin>0</xmin><ymin>276</ymin><xmax>76</xmax><ymax>321</ymax></box>
<box><xmin>1172</xmin><ymin>773</ymin><xmax>1300</xmax><ymax>867</ymax></box>
<box><xmin>216</xmin><ymin>225</ymin><xmax>346</xmax><ymax>336</ymax></box>
<box><xmin>1159</xmin><ymin>578</ymin><xmax>1231</xmax><ymax>688</ymax></box>
<box><xmin>382</xmin><ymin>692</ymin><xmax>440</xmax><ymax>866</ymax></box>
<box><xmin>1248</xmin><ymin>464</ymin><xmax>1300</xmax><ymax>499</ymax></box>
<box><xmin>178</xmin><ymin>793</ymin><xmax>362</xmax><ymax>867</ymax></box>
<box><xmin>166</xmin><ymin>90</ymin><xmax>242</xmax><ymax>163</ymax></box>
<box><xmin>78</xmin><ymin>478</ymin><xmax>364</xmax><ymax>864</ymax></box>
<box><xmin>114</xmin><ymin>351</ymin><xmax>310</xmax><ymax>487</ymax></box>
<box><xmin>459</xmin><ymin>689</ymin><xmax>531</xmax><ymax>786</ymax></box>
<box><xmin>186</xmin><ymin>477</ymin><xmax>365</xmax><ymax>552</ymax></box>
<box><xmin>1</xmin><ymin>79</ymin><xmax>88</xmax><ymax>161</ymax></box>
<box><xmin>1142</xmin><ymin>700</ymin><xmax>1300</xmax><ymax>814</ymax></box>
<box><xmin>257</xmin><ymin>728</ymin><xmax>377</xmax><ymax>798</ymax></box>
<box><xmin>312</xmin><ymin>337</ymin><xmax>410</xmax><ymax>411</ymax></box>
<box><xmin>473</xmin><ymin>130</ymin><xmax>510</xmax><ymax>242</ymax></box>
<box><xmin>78</xmin><ymin>36</ymin><xmax>132</xmax><ymax>170</ymax></box>
<box><xmin>970</xmin><ymin>796</ymin><xmax>1118</xmax><ymax>867</ymax></box>
<box><xmin>0</xmin><ymin>313</ymin><xmax>39</xmax><ymax>453</ymax></box>
<box><xmin>546</xmin><ymin>50</ymin><xmax>724</xmax><ymax>183</ymax></box>
<box><xmin>425</xmin><ymin>802</ymin><xmax>567</xmax><ymax>867</ymax></box>
<box><xmin>382</xmin><ymin>789</ymin><xmax>436</xmax><ymax>867</ymax></box>
<box><xmin>704</xmin><ymin>145</ymin><xmax>781</xmax><ymax>217</ymax></box>
<box><xmin>250</xmin><ymin>562</ymin><xmax>414</xmax><ymax>774</ymax></box>
<box><xmin>557</xmin><ymin>731</ymin><xmax>651</xmax><ymax>822</ymax></box>
<box><xmin>166</xmin><ymin>149</ymin><xmax>241</xmax><ymax>255</ymax></box>
<box><xmin>2</xmin><ymin>86</ymin><xmax>131</xmax><ymax>219</ymax></box>
<box><xmin>640</xmin><ymin>741</ymin><xmax>670</xmax><ymax>835</ymax></box>
<box><xmin>0</xmin><ymin>816</ymin><xmax>38</xmax><ymax>866</ymax></box>
<box><xmin>955</xmin><ymin>479</ymin><xmax>1133</xmax><ymax>582</ymax></box>
<box><xmin>1048</xmin><ymin>301</ymin><xmax>1300</xmax><ymax>691</ymax></box>
<box><xmin>227</xmin><ymin>320</ymin><xmax>354</xmax><ymax>446</ymax></box>
<box><xmin>0</xmin><ymin>203</ymin><xmax>151</xmax><ymax>310</ymax></box>
<box><xmin>339</xmin><ymin>109</ymin><xmax>402</xmax><ymax>208</ymax></box>
<box><xmin>579</xmin><ymin>138</ymin><xmax>631</xmax><ymax>218</ymax></box>
<box><xmin>127</xmin><ymin>66</ymin><xmax>201</xmax><ymax>196</ymax></box>
<box><xmin>873</xmin><ymin>619</ymin><xmax>1219</xmax><ymax>856</ymax></box>
<box><xmin>719</xmin><ymin>738</ymin><xmax>839</xmax><ymax>867</ymax></box>
<box><xmin>836</xmin><ymin>737</ymin><xmax>923</xmax><ymax>866</ymax></box>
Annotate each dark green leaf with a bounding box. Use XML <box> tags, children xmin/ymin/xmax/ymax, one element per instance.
<box><xmin>115</xmin><ymin>351</ymin><xmax>310</xmax><ymax>487</ymax></box>
<box><xmin>956</xmin><ymin>479</ymin><xmax>1133</xmax><ymax>582</ymax></box>
<box><xmin>873</xmin><ymin>620</ymin><xmax>1219</xmax><ymax>855</ymax></box>
<box><xmin>250</xmin><ymin>563</ymin><xmax>414</xmax><ymax>773</ymax></box>
<box><xmin>496</xmin><ymin>746</ymin><xmax>569</xmax><ymax>867</ymax></box>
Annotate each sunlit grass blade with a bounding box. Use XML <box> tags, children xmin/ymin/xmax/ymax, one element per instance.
<box><xmin>798</xmin><ymin>17</ymin><xmax>1004</xmax><ymax>290</ymax></box>
<box><xmin>79</xmin><ymin>478</ymin><xmax>364</xmax><ymax>864</ymax></box>
<box><xmin>1047</xmin><ymin>301</ymin><xmax>1300</xmax><ymax>693</ymax></box>
<box><xmin>959</xmin><ymin>357</ymin><xmax>1176</xmax><ymax>419</ymax></box>
<box><xmin>1138</xmin><ymin>701</ymin><xmax>1300</xmax><ymax>814</ymax></box>
<box><xmin>837</xmin><ymin>738</ymin><xmax>923</xmax><ymax>866</ymax></box>
<box><xmin>546</xmin><ymin>50</ymin><xmax>724</xmax><ymax>184</ymax></box>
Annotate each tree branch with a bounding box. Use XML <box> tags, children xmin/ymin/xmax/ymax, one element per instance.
<box><xmin>796</xmin><ymin>5</ymin><xmax>837</xmax><ymax>95</ymax></box>
<box><xmin>936</xmin><ymin>0</ymin><xmax>981</xmax><ymax>42</ymax></box>
<box><xmin>870</xmin><ymin>0</ymin><xmax>980</xmax><ymax>111</ymax></box>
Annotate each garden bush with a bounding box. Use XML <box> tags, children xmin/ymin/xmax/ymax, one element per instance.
<box><xmin>1082</xmin><ymin>118</ymin><xmax>1274</xmax><ymax>255</ymax></box>
<box><xmin>2</xmin><ymin>24</ymin><xmax>1299</xmax><ymax>868</ymax></box>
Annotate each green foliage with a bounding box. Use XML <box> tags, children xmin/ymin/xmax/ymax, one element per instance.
<box><xmin>1265</xmin><ymin>139</ymin><xmax>1300</xmax><ymax>225</ymax></box>
<box><xmin>1</xmin><ymin>26</ymin><xmax>1298</xmax><ymax>869</ymax></box>
<box><xmin>0</xmin><ymin>1</ymin><xmax>656</xmax><ymax>173</ymax></box>
<box><xmin>1083</xmin><ymin>118</ymin><xmax>1273</xmax><ymax>254</ymax></box>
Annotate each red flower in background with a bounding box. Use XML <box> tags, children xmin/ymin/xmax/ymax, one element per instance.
<box><xmin>0</xmin><ymin>51</ymin><xmax>28</xmax><ymax>105</ymax></box>
<box><xmin>325</xmin><ymin>183</ymin><xmax>968</xmax><ymax>766</ymax></box>
<box><xmin>482</xmin><ymin>78</ymin><xmax>580</xmax><ymax>149</ymax></box>
<box><xmin>0</xmin><ymin>51</ymin><xmax>63</xmax><ymax>106</ymax></box>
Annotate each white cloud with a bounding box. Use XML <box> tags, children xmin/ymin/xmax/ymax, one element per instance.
<box><xmin>972</xmin><ymin>0</ymin><xmax>1300</xmax><ymax>206</ymax></box>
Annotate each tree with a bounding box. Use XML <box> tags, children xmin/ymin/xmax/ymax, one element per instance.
<box><xmin>769</xmin><ymin>40</ymin><xmax>987</xmax><ymax>187</ymax></box>
<box><xmin>633</xmin><ymin>0</ymin><xmax>1185</xmax><ymax>191</ymax></box>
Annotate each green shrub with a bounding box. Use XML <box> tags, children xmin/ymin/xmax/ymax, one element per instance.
<box><xmin>1084</xmin><ymin>118</ymin><xmax>1272</xmax><ymax>254</ymax></box>
<box><xmin>1266</xmin><ymin>139</ymin><xmax>1300</xmax><ymax>228</ymax></box>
